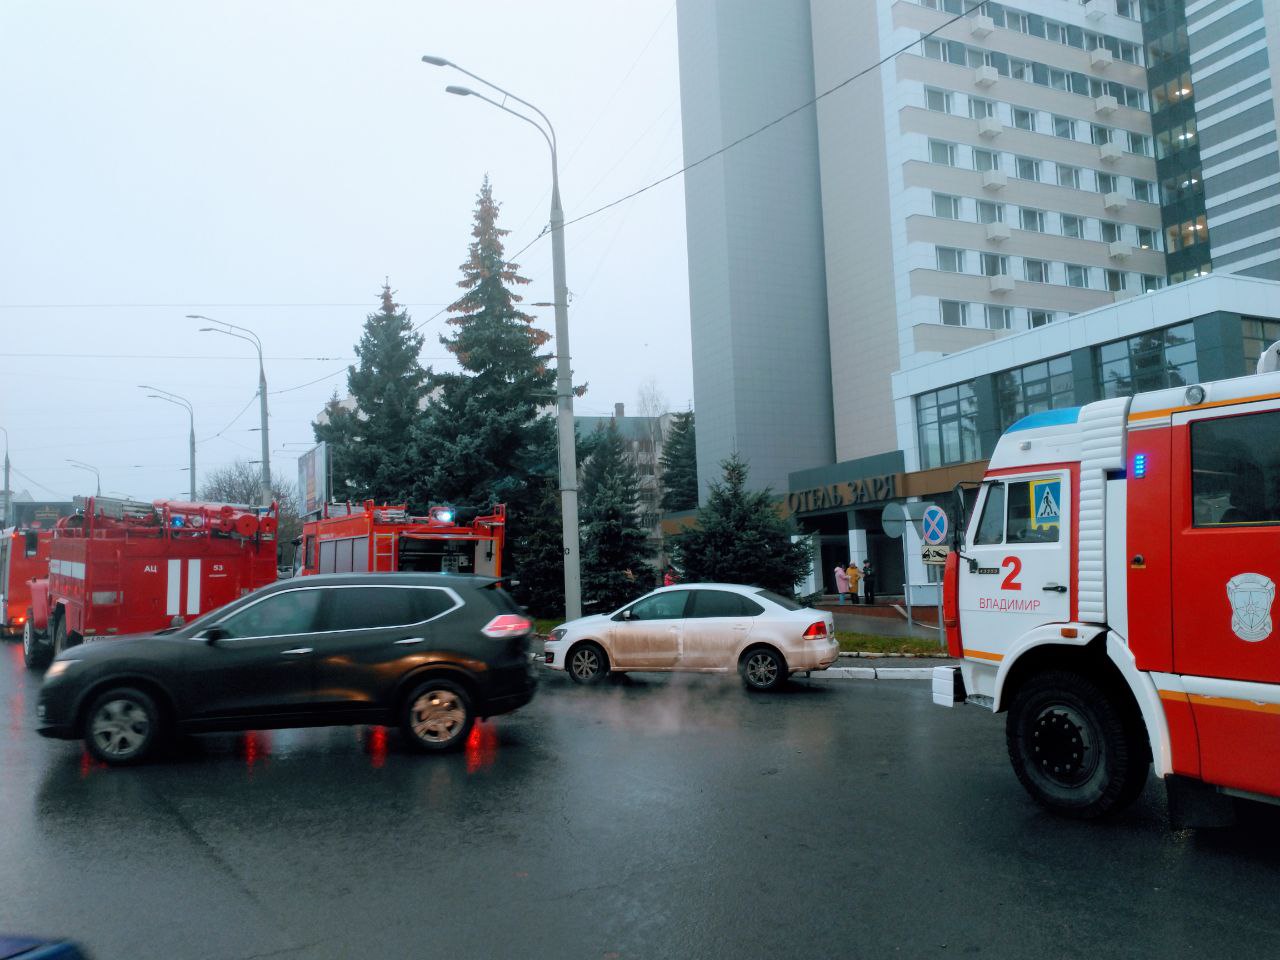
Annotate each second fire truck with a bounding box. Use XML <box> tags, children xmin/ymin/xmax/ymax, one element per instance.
<box><xmin>23</xmin><ymin>497</ymin><xmax>279</xmax><ymax>669</ymax></box>
<box><xmin>935</xmin><ymin>345</ymin><xmax>1280</xmax><ymax>824</ymax></box>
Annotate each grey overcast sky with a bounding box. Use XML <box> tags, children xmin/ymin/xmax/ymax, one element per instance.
<box><xmin>0</xmin><ymin>0</ymin><xmax>690</xmax><ymax>504</ymax></box>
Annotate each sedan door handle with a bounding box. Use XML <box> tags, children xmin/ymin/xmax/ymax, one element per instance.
<box><xmin>1042</xmin><ymin>584</ymin><xmax>1068</xmax><ymax>593</ymax></box>
<box><xmin>394</xmin><ymin>637</ymin><xmax>425</xmax><ymax>645</ymax></box>
<box><xmin>281</xmin><ymin>647</ymin><xmax>313</xmax><ymax>655</ymax></box>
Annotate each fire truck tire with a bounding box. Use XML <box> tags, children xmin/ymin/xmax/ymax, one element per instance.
<box><xmin>22</xmin><ymin>613</ymin><xmax>51</xmax><ymax>670</ymax></box>
<box><xmin>1006</xmin><ymin>670</ymin><xmax>1148</xmax><ymax>820</ymax></box>
<box><xmin>83</xmin><ymin>687</ymin><xmax>162</xmax><ymax>765</ymax></box>
<box><xmin>401</xmin><ymin>679</ymin><xmax>474</xmax><ymax>753</ymax></box>
<box><xmin>567</xmin><ymin>641</ymin><xmax>609</xmax><ymax>685</ymax></box>
<box><xmin>52</xmin><ymin>617</ymin><xmax>68</xmax><ymax>657</ymax></box>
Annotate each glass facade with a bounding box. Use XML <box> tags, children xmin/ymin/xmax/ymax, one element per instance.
<box><xmin>1096</xmin><ymin>322</ymin><xmax>1198</xmax><ymax>398</ymax></box>
<box><xmin>916</xmin><ymin>383</ymin><xmax>979</xmax><ymax>469</ymax></box>
<box><xmin>995</xmin><ymin>356</ymin><xmax>1074</xmax><ymax>430</ymax></box>
<box><xmin>1243</xmin><ymin>318</ymin><xmax>1280</xmax><ymax>375</ymax></box>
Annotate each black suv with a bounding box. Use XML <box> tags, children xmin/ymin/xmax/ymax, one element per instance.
<box><xmin>36</xmin><ymin>573</ymin><xmax>536</xmax><ymax>764</ymax></box>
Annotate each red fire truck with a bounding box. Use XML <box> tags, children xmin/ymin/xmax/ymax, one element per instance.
<box><xmin>935</xmin><ymin>348</ymin><xmax>1280</xmax><ymax>825</ymax></box>
<box><xmin>23</xmin><ymin>497</ymin><xmax>279</xmax><ymax>669</ymax></box>
<box><xmin>294</xmin><ymin>501</ymin><xmax>505</xmax><ymax>578</ymax></box>
<box><xmin>1</xmin><ymin>528</ymin><xmax>54</xmax><ymax>636</ymax></box>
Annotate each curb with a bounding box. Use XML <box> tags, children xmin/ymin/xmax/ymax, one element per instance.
<box><xmin>838</xmin><ymin>651</ymin><xmax>944</xmax><ymax>659</ymax></box>
<box><xmin>816</xmin><ymin>666</ymin><xmax>935</xmax><ymax>680</ymax></box>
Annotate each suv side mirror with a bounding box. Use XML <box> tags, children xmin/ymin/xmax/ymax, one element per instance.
<box><xmin>201</xmin><ymin>626</ymin><xmax>228</xmax><ymax>644</ymax></box>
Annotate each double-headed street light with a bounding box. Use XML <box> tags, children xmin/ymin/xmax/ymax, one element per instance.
<box><xmin>422</xmin><ymin>54</ymin><xmax>582</xmax><ymax>620</ymax></box>
<box><xmin>0</xmin><ymin>426</ymin><xmax>9</xmax><ymax>528</ymax></box>
<box><xmin>141</xmin><ymin>385</ymin><xmax>196</xmax><ymax>499</ymax></box>
<box><xmin>189</xmin><ymin>315</ymin><xmax>272</xmax><ymax>507</ymax></box>
<box><xmin>66</xmin><ymin>459</ymin><xmax>101</xmax><ymax>497</ymax></box>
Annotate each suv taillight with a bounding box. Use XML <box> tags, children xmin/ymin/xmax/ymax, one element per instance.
<box><xmin>803</xmin><ymin>621</ymin><xmax>828</xmax><ymax>640</ymax></box>
<box><xmin>482</xmin><ymin>614</ymin><xmax>533</xmax><ymax>639</ymax></box>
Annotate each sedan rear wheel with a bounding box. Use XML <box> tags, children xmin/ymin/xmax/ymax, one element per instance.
<box><xmin>403</xmin><ymin>679</ymin><xmax>473</xmax><ymax>752</ymax></box>
<box><xmin>741</xmin><ymin>647</ymin><xmax>785</xmax><ymax>692</ymax></box>
<box><xmin>84</xmin><ymin>687</ymin><xmax>162</xmax><ymax>765</ymax></box>
<box><xmin>568</xmin><ymin>642</ymin><xmax>608</xmax><ymax>685</ymax></box>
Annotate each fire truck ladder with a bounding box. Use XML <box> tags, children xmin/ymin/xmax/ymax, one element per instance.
<box><xmin>374</xmin><ymin>532</ymin><xmax>396</xmax><ymax>571</ymax></box>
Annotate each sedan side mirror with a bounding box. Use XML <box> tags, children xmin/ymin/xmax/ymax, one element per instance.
<box><xmin>613</xmin><ymin>609</ymin><xmax>633</xmax><ymax>622</ymax></box>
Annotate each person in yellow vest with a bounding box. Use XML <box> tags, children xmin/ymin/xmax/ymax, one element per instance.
<box><xmin>845</xmin><ymin>561</ymin><xmax>862</xmax><ymax>605</ymax></box>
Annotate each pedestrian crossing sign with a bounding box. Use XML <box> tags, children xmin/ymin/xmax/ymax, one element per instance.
<box><xmin>1030</xmin><ymin>478</ymin><xmax>1061</xmax><ymax>529</ymax></box>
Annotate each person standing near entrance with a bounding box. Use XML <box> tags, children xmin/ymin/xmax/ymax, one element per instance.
<box><xmin>862</xmin><ymin>559</ymin><xmax>876</xmax><ymax>605</ymax></box>
<box><xmin>846</xmin><ymin>562</ymin><xmax>862</xmax><ymax>605</ymax></box>
<box><xmin>833</xmin><ymin>564</ymin><xmax>850</xmax><ymax>604</ymax></box>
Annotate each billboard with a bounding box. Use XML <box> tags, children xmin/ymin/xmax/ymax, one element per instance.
<box><xmin>297</xmin><ymin>443</ymin><xmax>329</xmax><ymax>519</ymax></box>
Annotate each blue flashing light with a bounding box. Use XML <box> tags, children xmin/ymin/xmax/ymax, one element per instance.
<box><xmin>1133</xmin><ymin>453</ymin><xmax>1147</xmax><ymax>478</ymax></box>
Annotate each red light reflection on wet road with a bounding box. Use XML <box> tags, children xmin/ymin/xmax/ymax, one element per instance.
<box><xmin>79</xmin><ymin>748</ymin><xmax>106</xmax><ymax>779</ymax></box>
<box><xmin>368</xmin><ymin>726</ymin><xmax>387</xmax><ymax>769</ymax></box>
<box><xmin>241</xmin><ymin>731</ymin><xmax>270</xmax><ymax>772</ymax></box>
<box><xmin>465</xmin><ymin>721</ymin><xmax>497</xmax><ymax>774</ymax></box>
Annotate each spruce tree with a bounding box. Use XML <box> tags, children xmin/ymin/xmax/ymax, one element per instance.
<box><xmin>313</xmin><ymin>282</ymin><xmax>426</xmax><ymax>502</ymax></box>
<box><xmin>580</xmin><ymin>425</ymin><xmax>654</xmax><ymax>613</ymax></box>
<box><xmin>412</xmin><ymin>177</ymin><xmax>559</xmax><ymax>597</ymax></box>
<box><xmin>659</xmin><ymin>410</ymin><xmax>698</xmax><ymax>511</ymax></box>
<box><xmin>669</xmin><ymin>453</ymin><xmax>812</xmax><ymax>595</ymax></box>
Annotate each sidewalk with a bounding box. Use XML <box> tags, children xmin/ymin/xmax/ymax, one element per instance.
<box><xmin>820</xmin><ymin>604</ymin><xmax>942</xmax><ymax>640</ymax></box>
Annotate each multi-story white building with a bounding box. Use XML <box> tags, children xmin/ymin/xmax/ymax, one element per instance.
<box><xmin>677</xmin><ymin>0</ymin><xmax>1280</xmax><ymax>598</ymax></box>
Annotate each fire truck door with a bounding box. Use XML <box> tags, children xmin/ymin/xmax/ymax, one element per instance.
<box><xmin>958</xmin><ymin>471</ymin><xmax>1072</xmax><ymax>659</ymax></box>
<box><xmin>1171</xmin><ymin>404</ymin><xmax>1280</xmax><ymax>796</ymax></box>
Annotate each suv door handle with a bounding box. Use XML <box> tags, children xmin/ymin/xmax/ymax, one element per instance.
<box><xmin>281</xmin><ymin>647</ymin><xmax>313</xmax><ymax>655</ymax></box>
<box><xmin>1042</xmin><ymin>584</ymin><xmax>1068</xmax><ymax>593</ymax></box>
<box><xmin>394</xmin><ymin>637</ymin><xmax>425</xmax><ymax>645</ymax></box>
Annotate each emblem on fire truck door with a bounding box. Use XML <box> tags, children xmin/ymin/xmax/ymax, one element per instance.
<box><xmin>1226</xmin><ymin>573</ymin><xmax>1276</xmax><ymax>642</ymax></box>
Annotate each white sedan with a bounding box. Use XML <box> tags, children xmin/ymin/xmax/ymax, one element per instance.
<box><xmin>542</xmin><ymin>583</ymin><xmax>838</xmax><ymax>691</ymax></box>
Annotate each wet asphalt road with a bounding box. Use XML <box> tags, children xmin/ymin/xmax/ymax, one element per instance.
<box><xmin>2</xmin><ymin>641</ymin><xmax>1280</xmax><ymax>960</ymax></box>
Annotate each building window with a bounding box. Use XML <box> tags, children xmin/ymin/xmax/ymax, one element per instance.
<box><xmin>939</xmin><ymin>300</ymin><xmax>969</xmax><ymax>326</ymax></box>
<box><xmin>1105</xmin><ymin>269</ymin><xmax>1126</xmax><ymax>292</ymax></box>
<box><xmin>1156</xmin><ymin>119</ymin><xmax>1198</xmax><ymax>159</ymax></box>
<box><xmin>1013</xmin><ymin>107</ymin><xmax>1036</xmax><ymax>131</ymax></box>
<box><xmin>1153</xmin><ymin>72</ymin><xmax>1194</xmax><ymax>111</ymax></box>
<box><xmin>1242</xmin><ymin>318</ymin><xmax>1280</xmax><ymax>375</ymax></box>
<box><xmin>1015</xmin><ymin>156</ymin><xmax>1041</xmax><ymax>181</ymax></box>
<box><xmin>1166</xmin><ymin>215</ymin><xmax>1209</xmax><ymax>253</ymax></box>
<box><xmin>1029</xmin><ymin>309</ymin><xmax>1056</xmax><ymax>328</ymax></box>
<box><xmin>937</xmin><ymin>247</ymin><xmax>966</xmax><ymax>272</ymax></box>
<box><xmin>969</xmin><ymin>96</ymin><xmax>996</xmax><ymax>119</ymax></box>
<box><xmin>1061</xmin><ymin>214</ymin><xmax>1084</xmax><ymax>239</ymax></box>
<box><xmin>1100</xmin><ymin>221</ymin><xmax>1122</xmax><ymax>244</ymax></box>
<box><xmin>1057</xmin><ymin>164</ymin><xmax>1081</xmax><ymax>189</ymax></box>
<box><xmin>1096</xmin><ymin>322</ymin><xmax>1198</xmax><ymax>399</ymax></box>
<box><xmin>926</xmin><ymin>87</ymin><xmax>953</xmax><ymax>113</ymax></box>
<box><xmin>985</xmin><ymin>305</ymin><xmax>1012</xmax><ymax>329</ymax></box>
<box><xmin>1137</xmin><ymin>227</ymin><xmax>1157</xmax><ymax>250</ymax></box>
<box><xmin>976</xmin><ymin>200</ymin><xmax>1004</xmax><ymax>223</ymax></box>
<box><xmin>996</xmin><ymin>355</ymin><xmax>1075</xmax><ymax>430</ymax></box>
<box><xmin>1024</xmin><ymin>259</ymin><xmax>1049</xmax><ymax>283</ymax></box>
<box><xmin>1091</xmin><ymin>124</ymin><xmax>1112</xmax><ymax>146</ymax></box>
<box><xmin>981</xmin><ymin>253</ymin><xmax>1009</xmax><ymax>276</ymax></box>
<box><xmin>1133</xmin><ymin>178</ymin><xmax>1155</xmax><ymax>203</ymax></box>
<box><xmin>973</xmin><ymin>148</ymin><xmax>1000</xmax><ymax>172</ymax></box>
<box><xmin>1161</xmin><ymin>169</ymin><xmax>1201</xmax><ymax>206</ymax></box>
<box><xmin>1096</xmin><ymin>172</ymin><xmax>1118</xmax><ymax>194</ymax></box>
<box><xmin>1116</xmin><ymin>0</ymin><xmax>1136</xmax><ymax>20</ymax></box>
<box><xmin>1127</xmin><ymin>132</ymin><xmax>1150</xmax><ymax>156</ymax></box>
<box><xmin>1020</xmin><ymin>208</ymin><xmax>1046</xmax><ymax>232</ymax></box>
<box><xmin>1141</xmin><ymin>275</ymin><xmax>1163</xmax><ymax>293</ymax></box>
<box><xmin>1053</xmin><ymin>115</ymin><xmax>1076</xmax><ymax>140</ymax></box>
<box><xmin>1066</xmin><ymin>264</ymin><xmax>1090</xmax><ymax>288</ymax></box>
<box><xmin>916</xmin><ymin>382</ymin><xmax>980</xmax><ymax>469</ymax></box>
<box><xmin>933</xmin><ymin>193</ymin><xmax>962</xmax><ymax>219</ymax></box>
<box><xmin>930</xmin><ymin>139</ymin><xmax>958</xmax><ymax>166</ymax></box>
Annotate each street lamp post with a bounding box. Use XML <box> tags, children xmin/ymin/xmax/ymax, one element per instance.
<box><xmin>141</xmin><ymin>386</ymin><xmax>196</xmax><ymax>499</ymax></box>
<box><xmin>0</xmin><ymin>427</ymin><xmax>9</xmax><ymax>528</ymax></box>
<box><xmin>66</xmin><ymin>460</ymin><xmax>101</xmax><ymax>497</ymax></box>
<box><xmin>190</xmin><ymin>315</ymin><xmax>272</xmax><ymax>507</ymax></box>
<box><xmin>422</xmin><ymin>55</ymin><xmax>582</xmax><ymax>620</ymax></box>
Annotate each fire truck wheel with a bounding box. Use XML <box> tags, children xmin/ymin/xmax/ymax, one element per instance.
<box><xmin>22</xmin><ymin>614</ymin><xmax>51</xmax><ymax>670</ymax></box>
<box><xmin>402</xmin><ymin>679</ymin><xmax>474</xmax><ymax>753</ymax></box>
<box><xmin>84</xmin><ymin>687</ymin><xmax>162</xmax><ymax>765</ymax></box>
<box><xmin>567</xmin><ymin>641</ymin><xmax>609</xmax><ymax>685</ymax></box>
<box><xmin>1006</xmin><ymin>670</ymin><xmax>1148</xmax><ymax>820</ymax></box>
<box><xmin>52</xmin><ymin>617</ymin><xmax>68</xmax><ymax>657</ymax></box>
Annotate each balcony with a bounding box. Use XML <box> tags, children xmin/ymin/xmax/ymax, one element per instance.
<box><xmin>977</xmin><ymin>116</ymin><xmax>1002</xmax><ymax>138</ymax></box>
<box><xmin>985</xmin><ymin>222</ymin><xmax>1011</xmax><ymax>242</ymax></box>
<box><xmin>981</xmin><ymin>169</ymin><xmax>1007</xmax><ymax>190</ymax></box>
<box><xmin>1108</xmin><ymin>241</ymin><xmax>1133</xmax><ymax>259</ymax></box>
<box><xmin>974</xmin><ymin>65</ymin><xmax>998</xmax><ymax>87</ymax></box>
<box><xmin>1090</xmin><ymin>48</ymin><xmax>1113</xmax><ymax>70</ymax></box>
<box><xmin>1100</xmin><ymin>141</ymin><xmax>1123</xmax><ymax>163</ymax></box>
<box><xmin>1095</xmin><ymin>95</ymin><xmax>1119</xmax><ymax>115</ymax></box>
<box><xmin>1104</xmin><ymin>191</ymin><xmax>1128</xmax><ymax>211</ymax></box>
<box><xmin>969</xmin><ymin>14</ymin><xmax>994</xmax><ymax>38</ymax></box>
<box><xmin>988</xmin><ymin>274</ymin><xmax>1015</xmax><ymax>294</ymax></box>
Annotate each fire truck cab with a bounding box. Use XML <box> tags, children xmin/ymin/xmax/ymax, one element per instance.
<box><xmin>294</xmin><ymin>501</ymin><xmax>505</xmax><ymax>578</ymax></box>
<box><xmin>936</xmin><ymin>350</ymin><xmax>1280</xmax><ymax>822</ymax></box>
<box><xmin>0</xmin><ymin>528</ymin><xmax>53</xmax><ymax>635</ymax></box>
